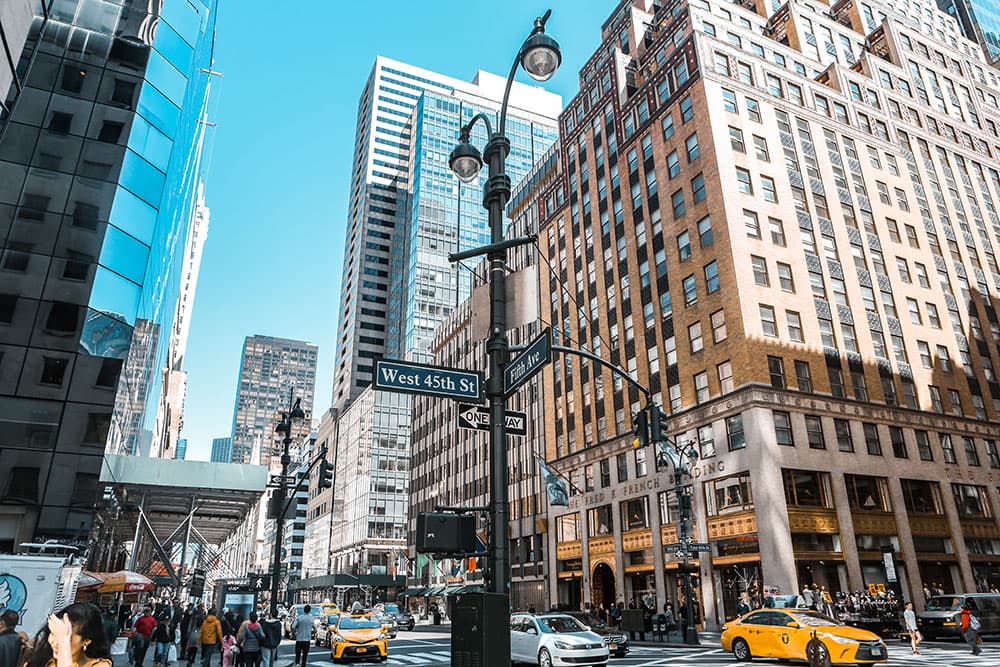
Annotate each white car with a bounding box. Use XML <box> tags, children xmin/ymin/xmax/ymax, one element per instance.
<box><xmin>511</xmin><ymin>613</ymin><xmax>609</xmax><ymax>667</ymax></box>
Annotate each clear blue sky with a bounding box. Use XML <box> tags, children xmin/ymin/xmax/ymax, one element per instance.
<box><xmin>180</xmin><ymin>0</ymin><xmax>610</xmax><ymax>460</ymax></box>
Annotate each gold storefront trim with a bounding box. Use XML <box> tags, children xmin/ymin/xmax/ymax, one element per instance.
<box><xmin>707</xmin><ymin>511</ymin><xmax>757</xmax><ymax>539</ymax></box>
<box><xmin>787</xmin><ymin>508</ymin><xmax>840</xmax><ymax>534</ymax></box>
<box><xmin>556</xmin><ymin>541</ymin><xmax>582</xmax><ymax>560</ymax></box>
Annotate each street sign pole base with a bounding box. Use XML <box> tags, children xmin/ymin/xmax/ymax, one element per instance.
<box><xmin>684</xmin><ymin>626</ymin><xmax>699</xmax><ymax>645</ymax></box>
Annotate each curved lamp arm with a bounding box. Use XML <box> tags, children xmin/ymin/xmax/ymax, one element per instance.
<box><xmin>458</xmin><ymin>112</ymin><xmax>495</xmax><ymax>143</ymax></box>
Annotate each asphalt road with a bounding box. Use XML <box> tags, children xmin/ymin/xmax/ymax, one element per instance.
<box><xmin>275</xmin><ymin>632</ymin><xmax>999</xmax><ymax>667</ymax></box>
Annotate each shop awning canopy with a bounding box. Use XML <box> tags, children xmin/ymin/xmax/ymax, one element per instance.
<box><xmin>399</xmin><ymin>587</ymin><xmax>425</xmax><ymax>597</ymax></box>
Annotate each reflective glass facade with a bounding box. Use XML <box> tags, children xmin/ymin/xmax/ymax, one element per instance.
<box><xmin>940</xmin><ymin>0</ymin><xmax>1000</xmax><ymax>64</ymax></box>
<box><xmin>0</xmin><ymin>0</ymin><xmax>217</xmax><ymax>551</ymax></box>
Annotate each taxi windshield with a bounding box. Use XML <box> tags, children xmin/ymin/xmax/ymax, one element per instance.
<box><xmin>538</xmin><ymin>616</ymin><xmax>587</xmax><ymax>633</ymax></box>
<box><xmin>790</xmin><ymin>611</ymin><xmax>842</xmax><ymax>627</ymax></box>
<box><xmin>339</xmin><ymin>617</ymin><xmax>381</xmax><ymax>630</ymax></box>
<box><xmin>926</xmin><ymin>596</ymin><xmax>962</xmax><ymax>611</ymax></box>
<box><xmin>384</xmin><ymin>605</ymin><xmax>400</xmax><ymax>614</ymax></box>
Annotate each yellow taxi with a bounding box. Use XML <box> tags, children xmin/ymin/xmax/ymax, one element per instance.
<box><xmin>330</xmin><ymin>614</ymin><xmax>388</xmax><ymax>663</ymax></box>
<box><xmin>321</xmin><ymin>603</ymin><xmax>341</xmax><ymax>616</ymax></box>
<box><xmin>721</xmin><ymin>608</ymin><xmax>888</xmax><ymax>664</ymax></box>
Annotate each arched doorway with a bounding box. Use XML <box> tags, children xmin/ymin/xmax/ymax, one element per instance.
<box><xmin>592</xmin><ymin>563</ymin><xmax>615</xmax><ymax>608</ymax></box>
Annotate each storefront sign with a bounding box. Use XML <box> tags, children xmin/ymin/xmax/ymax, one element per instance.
<box><xmin>882</xmin><ymin>547</ymin><xmax>898</xmax><ymax>583</ymax></box>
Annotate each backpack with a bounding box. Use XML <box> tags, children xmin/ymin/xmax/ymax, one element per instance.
<box><xmin>970</xmin><ymin>614</ymin><xmax>981</xmax><ymax>631</ymax></box>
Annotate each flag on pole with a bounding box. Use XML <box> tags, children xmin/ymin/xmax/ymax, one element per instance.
<box><xmin>536</xmin><ymin>456</ymin><xmax>569</xmax><ymax>506</ymax></box>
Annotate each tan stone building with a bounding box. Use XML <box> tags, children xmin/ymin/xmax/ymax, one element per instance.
<box><xmin>534</xmin><ymin>0</ymin><xmax>1000</xmax><ymax>630</ymax></box>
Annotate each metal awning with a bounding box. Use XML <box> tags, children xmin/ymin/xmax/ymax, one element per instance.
<box><xmin>97</xmin><ymin>454</ymin><xmax>268</xmax><ymax>587</ymax></box>
<box><xmin>425</xmin><ymin>586</ymin><xmax>444</xmax><ymax>595</ymax></box>
<box><xmin>399</xmin><ymin>587</ymin><xmax>425</xmax><ymax>597</ymax></box>
<box><xmin>443</xmin><ymin>585</ymin><xmax>463</xmax><ymax>595</ymax></box>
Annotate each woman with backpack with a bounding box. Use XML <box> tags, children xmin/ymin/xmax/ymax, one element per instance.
<box><xmin>151</xmin><ymin>615</ymin><xmax>175</xmax><ymax>667</ymax></box>
<box><xmin>236</xmin><ymin>614</ymin><xmax>264</xmax><ymax>667</ymax></box>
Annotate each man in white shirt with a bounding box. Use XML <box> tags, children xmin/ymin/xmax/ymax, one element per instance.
<box><xmin>293</xmin><ymin>606</ymin><xmax>314</xmax><ymax>667</ymax></box>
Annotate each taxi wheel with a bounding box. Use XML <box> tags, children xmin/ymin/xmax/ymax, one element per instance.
<box><xmin>805</xmin><ymin>639</ymin><xmax>830</xmax><ymax>667</ymax></box>
<box><xmin>538</xmin><ymin>648</ymin><xmax>553</xmax><ymax>667</ymax></box>
<box><xmin>732</xmin><ymin>638</ymin><xmax>752</xmax><ymax>662</ymax></box>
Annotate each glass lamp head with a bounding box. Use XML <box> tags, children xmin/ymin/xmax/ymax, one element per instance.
<box><xmin>449</xmin><ymin>141</ymin><xmax>483</xmax><ymax>183</ymax></box>
<box><xmin>520</xmin><ymin>32</ymin><xmax>561</xmax><ymax>81</ymax></box>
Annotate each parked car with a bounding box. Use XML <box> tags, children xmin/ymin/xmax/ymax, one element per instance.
<box><xmin>918</xmin><ymin>593</ymin><xmax>1000</xmax><ymax>639</ymax></box>
<box><xmin>720</xmin><ymin>608</ymin><xmax>887</xmax><ymax>664</ymax></box>
<box><xmin>511</xmin><ymin>613</ymin><xmax>609</xmax><ymax>667</ymax></box>
<box><xmin>371</xmin><ymin>609</ymin><xmax>398</xmax><ymax>638</ymax></box>
<box><xmin>382</xmin><ymin>604</ymin><xmax>415</xmax><ymax>631</ymax></box>
<box><xmin>315</xmin><ymin>613</ymin><xmax>341</xmax><ymax>648</ymax></box>
<box><xmin>564</xmin><ymin>612</ymin><xmax>628</xmax><ymax>657</ymax></box>
<box><xmin>330</xmin><ymin>614</ymin><xmax>388</xmax><ymax>663</ymax></box>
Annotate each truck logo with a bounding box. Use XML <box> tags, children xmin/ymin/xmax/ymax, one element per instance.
<box><xmin>0</xmin><ymin>575</ymin><xmax>28</xmax><ymax>624</ymax></box>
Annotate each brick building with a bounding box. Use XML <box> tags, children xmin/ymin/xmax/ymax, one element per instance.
<box><xmin>533</xmin><ymin>0</ymin><xmax>1000</xmax><ymax>630</ymax></box>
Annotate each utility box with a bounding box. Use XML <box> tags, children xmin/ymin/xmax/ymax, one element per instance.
<box><xmin>416</xmin><ymin>512</ymin><xmax>476</xmax><ymax>554</ymax></box>
<box><xmin>451</xmin><ymin>592</ymin><xmax>509</xmax><ymax>667</ymax></box>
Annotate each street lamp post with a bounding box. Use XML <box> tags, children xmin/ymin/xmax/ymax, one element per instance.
<box><xmin>269</xmin><ymin>389</ymin><xmax>305</xmax><ymax>610</ymax></box>
<box><xmin>448</xmin><ymin>10</ymin><xmax>561</xmax><ymax>600</ymax></box>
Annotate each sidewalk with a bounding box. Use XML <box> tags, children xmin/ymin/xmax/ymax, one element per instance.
<box><xmin>631</xmin><ymin>631</ymin><xmax>721</xmax><ymax>648</ymax></box>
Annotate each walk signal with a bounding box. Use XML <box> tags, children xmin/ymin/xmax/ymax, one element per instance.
<box><xmin>318</xmin><ymin>459</ymin><xmax>334</xmax><ymax>489</ymax></box>
<box><xmin>632</xmin><ymin>409</ymin><xmax>649</xmax><ymax>449</ymax></box>
<box><xmin>650</xmin><ymin>407</ymin><xmax>668</xmax><ymax>444</ymax></box>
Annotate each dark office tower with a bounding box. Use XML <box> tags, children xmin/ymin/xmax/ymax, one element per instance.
<box><xmin>0</xmin><ymin>1</ymin><xmax>218</xmax><ymax>551</ymax></box>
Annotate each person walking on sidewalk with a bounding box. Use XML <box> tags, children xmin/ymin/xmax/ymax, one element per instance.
<box><xmin>960</xmin><ymin>605</ymin><xmax>982</xmax><ymax>656</ymax></box>
<box><xmin>198</xmin><ymin>610</ymin><xmax>223</xmax><ymax>667</ymax></box>
<box><xmin>236</xmin><ymin>614</ymin><xmax>263</xmax><ymax>667</ymax></box>
<box><xmin>151</xmin><ymin>615</ymin><xmax>174</xmax><ymax>667</ymax></box>
<box><xmin>259</xmin><ymin>612</ymin><xmax>281</xmax><ymax>667</ymax></box>
<box><xmin>292</xmin><ymin>606</ymin><xmax>314</xmax><ymax>667</ymax></box>
<box><xmin>131</xmin><ymin>609</ymin><xmax>157</xmax><ymax>667</ymax></box>
<box><xmin>902</xmin><ymin>602</ymin><xmax>921</xmax><ymax>656</ymax></box>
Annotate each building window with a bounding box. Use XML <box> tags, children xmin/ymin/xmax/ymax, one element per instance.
<box><xmin>621</xmin><ymin>496</ymin><xmax>649</xmax><ymax>530</ymax></box>
<box><xmin>585</xmin><ymin>465</ymin><xmax>595</xmax><ymax>492</ymax></box>
<box><xmin>697</xmin><ymin>214</ymin><xmax>712</xmax><ymax>245</ymax></box>
<box><xmin>617</xmin><ymin>453</ymin><xmax>628</xmax><ymax>483</ymax></box>
<box><xmin>556</xmin><ymin>513</ymin><xmax>580</xmax><ymax>541</ymax></box>
<box><xmin>787</xmin><ymin>311</ymin><xmax>803</xmax><ymax>342</ymax></box>
<box><xmin>768</xmin><ymin>356</ymin><xmax>786</xmax><ymax>389</ymax></box>
<box><xmin>672</xmin><ymin>189</ymin><xmax>686</xmax><ymax>218</ymax></box>
<box><xmin>718</xmin><ymin>361</ymin><xmax>734</xmax><ymax>393</ymax></box>
<box><xmin>963</xmin><ymin>437</ymin><xmax>980</xmax><ymax>467</ymax></box>
<box><xmin>889</xmin><ymin>426</ymin><xmax>907</xmax><ymax>458</ymax></box>
<box><xmin>726</xmin><ymin>414</ymin><xmax>745</xmax><ymax>450</ymax></box>
<box><xmin>834</xmin><ymin>419</ymin><xmax>854</xmax><ymax>452</ymax></box>
<box><xmin>777</xmin><ymin>263</ymin><xmax>794</xmax><ymax>291</ymax></box>
<box><xmin>940</xmin><ymin>433</ymin><xmax>957</xmax><ymax>464</ymax></box>
<box><xmin>759</xmin><ymin>305</ymin><xmax>777</xmax><ymax>336</ymax></box>
<box><xmin>986</xmin><ymin>440</ymin><xmax>1000</xmax><ymax>469</ymax></box>
<box><xmin>686</xmin><ymin>133</ymin><xmax>700</xmax><ymax>161</ymax></box>
<box><xmin>736</xmin><ymin>168</ymin><xmax>753</xmax><ymax>194</ymax></box>
<box><xmin>805</xmin><ymin>415</ymin><xmax>825</xmax><ymax>449</ymax></box>
<box><xmin>851</xmin><ymin>371</ymin><xmax>868</xmax><ymax>401</ymax></box>
<box><xmin>711</xmin><ymin>309</ymin><xmax>727</xmax><ymax>342</ymax></box>
<box><xmin>828</xmin><ymin>364</ymin><xmax>845</xmax><ymax>398</ymax></box>
<box><xmin>588</xmin><ymin>505</ymin><xmax>612</xmax><ymax>536</ymax></box>
<box><xmin>761</xmin><ymin>176</ymin><xmax>778</xmax><ymax>202</ymax></box>
<box><xmin>795</xmin><ymin>361</ymin><xmax>812</xmax><ymax>392</ymax></box>
<box><xmin>729</xmin><ymin>126</ymin><xmax>746</xmax><ymax>152</ymax></box>
<box><xmin>599</xmin><ymin>458</ymin><xmax>611</xmax><ymax>487</ymax></box>
<box><xmin>688</xmin><ymin>322</ymin><xmax>703</xmax><ymax>353</ymax></box>
<box><xmin>782</xmin><ymin>469</ymin><xmax>830</xmax><ymax>507</ymax></box>
<box><xmin>863</xmin><ymin>423</ymin><xmax>882</xmax><ymax>456</ymax></box>
<box><xmin>952</xmin><ymin>484</ymin><xmax>992</xmax><ymax>518</ymax></box>
<box><xmin>845</xmin><ymin>474</ymin><xmax>890</xmax><ymax>511</ymax></box>
<box><xmin>901</xmin><ymin>479</ymin><xmax>941</xmax><ymax>514</ymax></box>
<box><xmin>753</xmin><ymin>135</ymin><xmax>770</xmax><ymax>161</ymax></box>
<box><xmin>704</xmin><ymin>261</ymin><xmax>720</xmax><ymax>293</ymax></box>
<box><xmin>744</xmin><ymin>209</ymin><xmax>761</xmax><ymax>237</ymax></box>
<box><xmin>774</xmin><ymin>411</ymin><xmax>794</xmax><ymax>446</ymax></box>
<box><xmin>683</xmin><ymin>275</ymin><xmax>697</xmax><ymax>305</ymax></box>
<box><xmin>694</xmin><ymin>372</ymin><xmax>710</xmax><ymax>403</ymax></box>
<box><xmin>699</xmin><ymin>425</ymin><xmax>715</xmax><ymax>458</ymax></box>
<box><xmin>677</xmin><ymin>231</ymin><xmax>692</xmax><ymax>260</ymax></box>
<box><xmin>751</xmin><ymin>255</ymin><xmax>769</xmax><ymax>286</ymax></box>
<box><xmin>40</xmin><ymin>357</ymin><xmax>68</xmax><ymax>386</ymax></box>
<box><xmin>708</xmin><ymin>473</ymin><xmax>753</xmax><ymax>514</ymax></box>
<box><xmin>915</xmin><ymin>430</ymin><xmax>933</xmax><ymax>461</ymax></box>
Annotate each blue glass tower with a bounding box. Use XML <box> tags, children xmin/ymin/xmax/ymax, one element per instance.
<box><xmin>940</xmin><ymin>0</ymin><xmax>1000</xmax><ymax>64</ymax></box>
<box><xmin>0</xmin><ymin>0</ymin><xmax>217</xmax><ymax>550</ymax></box>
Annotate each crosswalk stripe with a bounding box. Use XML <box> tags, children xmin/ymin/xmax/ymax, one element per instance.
<box><xmin>426</xmin><ymin>652</ymin><xmax>451</xmax><ymax>659</ymax></box>
<box><xmin>391</xmin><ymin>655</ymin><xmax>432</xmax><ymax>664</ymax></box>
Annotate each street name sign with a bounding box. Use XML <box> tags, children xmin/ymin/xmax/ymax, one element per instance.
<box><xmin>375</xmin><ymin>359</ymin><xmax>483</xmax><ymax>402</ymax></box>
<box><xmin>456</xmin><ymin>403</ymin><xmax>528</xmax><ymax>436</ymax></box>
<box><xmin>664</xmin><ymin>542</ymin><xmax>712</xmax><ymax>553</ymax></box>
<box><xmin>505</xmin><ymin>327</ymin><xmax>551</xmax><ymax>395</ymax></box>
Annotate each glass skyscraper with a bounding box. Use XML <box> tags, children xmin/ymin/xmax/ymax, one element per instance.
<box><xmin>0</xmin><ymin>0</ymin><xmax>217</xmax><ymax>551</ymax></box>
<box><xmin>940</xmin><ymin>0</ymin><xmax>1000</xmax><ymax>65</ymax></box>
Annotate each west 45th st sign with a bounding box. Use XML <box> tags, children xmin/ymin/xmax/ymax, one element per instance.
<box><xmin>374</xmin><ymin>359</ymin><xmax>484</xmax><ymax>402</ymax></box>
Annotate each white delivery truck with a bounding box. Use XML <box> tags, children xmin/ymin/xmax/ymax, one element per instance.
<box><xmin>0</xmin><ymin>547</ymin><xmax>83</xmax><ymax>637</ymax></box>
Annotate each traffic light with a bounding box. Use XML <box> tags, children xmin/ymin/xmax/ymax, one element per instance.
<box><xmin>650</xmin><ymin>406</ymin><xmax>668</xmax><ymax>444</ymax></box>
<box><xmin>632</xmin><ymin>408</ymin><xmax>649</xmax><ymax>449</ymax></box>
<box><xmin>318</xmin><ymin>459</ymin><xmax>334</xmax><ymax>489</ymax></box>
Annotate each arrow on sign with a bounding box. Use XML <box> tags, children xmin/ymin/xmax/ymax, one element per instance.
<box><xmin>456</xmin><ymin>403</ymin><xmax>528</xmax><ymax>436</ymax></box>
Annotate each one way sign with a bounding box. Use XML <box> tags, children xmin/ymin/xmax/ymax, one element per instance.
<box><xmin>457</xmin><ymin>403</ymin><xmax>528</xmax><ymax>436</ymax></box>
